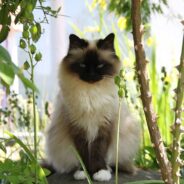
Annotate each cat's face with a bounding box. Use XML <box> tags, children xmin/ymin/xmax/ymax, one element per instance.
<box><xmin>63</xmin><ymin>33</ymin><xmax>120</xmax><ymax>83</ymax></box>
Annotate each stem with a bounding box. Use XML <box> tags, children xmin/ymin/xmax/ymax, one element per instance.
<box><xmin>131</xmin><ymin>1</ymin><xmax>172</xmax><ymax>183</ymax></box>
<box><xmin>172</xmin><ymin>29</ymin><xmax>184</xmax><ymax>184</ymax></box>
<box><xmin>38</xmin><ymin>0</ymin><xmax>49</xmax><ymax>23</ymax></box>
<box><xmin>164</xmin><ymin>90</ymin><xmax>167</xmax><ymax>143</ymax></box>
<box><xmin>28</xmin><ymin>41</ymin><xmax>38</xmax><ymax>184</ymax></box>
<box><xmin>115</xmin><ymin>98</ymin><xmax>122</xmax><ymax>184</ymax></box>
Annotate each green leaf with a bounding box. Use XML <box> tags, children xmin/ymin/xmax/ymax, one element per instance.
<box><xmin>0</xmin><ymin>45</ymin><xmax>15</xmax><ymax>85</ymax></box>
<box><xmin>0</xmin><ymin>45</ymin><xmax>38</xmax><ymax>91</ymax></box>
<box><xmin>12</xmin><ymin>63</ymin><xmax>38</xmax><ymax>92</ymax></box>
<box><xmin>0</xmin><ymin>25</ymin><xmax>10</xmax><ymax>43</ymax></box>
<box><xmin>0</xmin><ymin>4</ymin><xmax>11</xmax><ymax>25</ymax></box>
<box><xmin>0</xmin><ymin>45</ymin><xmax>12</xmax><ymax>62</ymax></box>
<box><xmin>14</xmin><ymin>9</ymin><xmax>24</xmax><ymax>24</ymax></box>
<box><xmin>14</xmin><ymin>0</ymin><xmax>27</xmax><ymax>24</ymax></box>
<box><xmin>5</xmin><ymin>131</ymin><xmax>48</xmax><ymax>184</ymax></box>
<box><xmin>17</xmin><ymin>72</ymin><xmax>38</xmax><ymax>92</ymax></box>
<box><xmin>5</xmin><ymin>131</ymin><xmax>35</xmax><ymax>161</ymax></box>
<box><xmin>42</xmin><ymin>168</ymin><xmax>51</xmax><ymax>177</ymax></box>
<box><xmin>0</xmin><ymin>61</ymin><xmax>15</xmax><ymax>85</ymax></box>
<box><xmin>114</xmin><ymin>75</ymin><xmax>121</xmax><ymax>87</ymax></box>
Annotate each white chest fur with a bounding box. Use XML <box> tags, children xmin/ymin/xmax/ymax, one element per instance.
<box><xmin>60</xmin><ymin>76</ymin><xmax>118</xmax><ymax>142</ymax></box>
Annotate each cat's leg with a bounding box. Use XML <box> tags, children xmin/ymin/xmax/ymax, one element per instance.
<box><xmin>117</xmin><ymin>118</ymin><xmax>140</xmax><ymax>175</ymax></box>
<box><xmin>71</xmin><ymin>127</ymin><xmax>89</xmax><ymax>180</ymax></box>
<box><xmin>89</xmin><ymin>126</ymin><xmax>112</xmax><ymax>181</ymax></box>
<box><xmin>107</xmin><ymin>114</ymin><xmax>140</xmax><ymax>175</ymax></box>
<box><xmin>45</xmin><ymin>121</ymin><xmax>78</xmax><ymax>173</ymax></box>
<box><xmin>45</xmin><ymin>97</ymin><xmax>82</xmax><ymax>174</ymax></box>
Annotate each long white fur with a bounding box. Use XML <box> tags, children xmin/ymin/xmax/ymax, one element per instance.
<box><xmin>45</xmin><ymin>42</ymin><xmax>140</xmax><ymax>175</ymax></box>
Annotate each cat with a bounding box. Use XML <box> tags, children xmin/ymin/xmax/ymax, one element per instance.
<box><xmin>45</xmin><ymin>33</ymin><xmax>140</xmax><ymax>181</ymax></box>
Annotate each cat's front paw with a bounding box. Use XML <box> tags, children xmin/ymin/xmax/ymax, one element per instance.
<box><xmin>93</xmin><ymin>169</ymin><xmax>111</xmax><ymax>181</ymax></box>
<box><xmin>73</xmin><ymin>170</ymin><xmax>86</xmax><ymax>180</ymax></box>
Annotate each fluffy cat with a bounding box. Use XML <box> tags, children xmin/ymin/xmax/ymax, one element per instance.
<box><xmin>45</xmin><ymin>33</ymin><xmax>140</xmax><ymax>181</ymax></box>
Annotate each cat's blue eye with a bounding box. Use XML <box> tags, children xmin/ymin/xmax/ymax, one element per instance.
<box><xmin>97</xmin><ymin>64</ymin><xmax>104</xmax><ymax>68</ymax></box>
<box><xmin>79</xmin><ymin>63</ymin><xmax>86</xmax><ymax>68</ymax></box>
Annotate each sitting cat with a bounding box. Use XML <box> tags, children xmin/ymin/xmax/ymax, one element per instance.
<box><xmin>45</xmin><ymin>33</ymin><xmax>140</xmax><ymax>181</ymax></box>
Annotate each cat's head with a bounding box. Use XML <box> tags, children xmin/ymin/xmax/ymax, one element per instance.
<box><xmin>62</xmin><ymin>33</ymin><xmax>121</xmax><ymax>83</ymax></box>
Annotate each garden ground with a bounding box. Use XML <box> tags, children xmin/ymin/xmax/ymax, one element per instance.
<box><xmin>48</xmin><ymin>169</ymin><xmax>161</xmax><ymax>184</ymax></box>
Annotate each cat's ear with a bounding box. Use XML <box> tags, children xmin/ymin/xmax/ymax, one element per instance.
<box><xmin>69</xmin><ymin>34</ymin><xmax>88</xmax><ymax>50</ymax></box>
<box><xmin>97</xmin><ymin>33</ymin><xmax>115</xmax><ymax>51</ymax></box>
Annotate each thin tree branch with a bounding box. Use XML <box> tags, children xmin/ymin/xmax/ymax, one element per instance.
<box><xmin>131</xmin><ymin>0</ymin><xmax>173</xmax><ymax>183</ymax></box>
<box><xmin>171</xmin><ymin>22</ymin><xmax>184</xmax><ymax>184</ymax></box>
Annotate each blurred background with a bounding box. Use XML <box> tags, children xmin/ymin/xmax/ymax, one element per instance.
<box><xmin>2</xmin><ymin>0</ymin><xmax>184</xmax><ymax>102</ymax></box>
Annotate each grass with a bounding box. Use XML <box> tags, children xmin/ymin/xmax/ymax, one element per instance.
<box><xmin>0</xmin><ymin>131</ymin><xmax>48</xmax><ymax>184</ymax></box>
<box><xmin>115</xmin><ymin>98</ymin><xmax>123</xmax><ymax>184</ymax></box>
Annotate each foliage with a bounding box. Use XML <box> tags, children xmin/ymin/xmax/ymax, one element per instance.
<box><xmin>0</xmin><ymin>0</ymin><xmax>60</xmax><ymax>43</ymax></box>
<box><xmin>0</xmin><ymin>0</ymin><xmax>60</xmax><ymax>184</ymax></box>
<box><xmin>0</xmin><ymin>91</ymin><xmax>31</xmax><ymax>127</ymax></box>
<box><xmin>0</xmin><ymin>133</ymin><xmax>49</xmax><ymax>184</ymax></box>
<box><xmin>0</xmin><ymin>90</ymin><xmax>49</xmax><ymax>130</ymax></box>
<box><xmin>0</xmin><ymin>45</ymin><xmax>38</xmax><ymax>92</ymax></box>
<box><xmin>0</xmin><ymin>92</ymin><xmax>50</xmax><ymax>184</ymax></box>
<box><xmin>0</xmin><ymin>0</ymin><xmax>60</xmax><ymax>91</ymax></box>
<box><xmin>108</xmin><ymin>0</ymin><xmax>168</xmax><ymax>30</ymax></box>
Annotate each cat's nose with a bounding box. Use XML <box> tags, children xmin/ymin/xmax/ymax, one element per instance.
<box><xmin>88</xmin><ymin>72</ymin><xmax>95</xmax><ymax>76</ymax></box>
<box><xmin>87</xmin><ymin>68</ymin><xmax>95</xmax><ymax>76</ymax></box>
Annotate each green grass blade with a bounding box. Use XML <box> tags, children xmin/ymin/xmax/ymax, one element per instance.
<box><xmin>115</xmin><ymin>99</ymin><xmax>123</xmax><ymax>184</ymax></box>
<box><xmin>72</xmin><ymin>147</ymin><xmax>93</xmax><ymax>184</ymax></box>
<box><xmin>125</xmin><ymin>180</ymin><xmax>164</xmax><ymax>184</ymax></box>
<box><xmin>112</xmin><ymin>24</ymin><xmax>121</xmax><ymax>58</ymax></box>
<box><xmin>68</xmin><ymin>22</ymin><xmax>84</xmax><ymax>37</ymax></box>
<box><xmin>5</xmin><ymin>131</ymin><xmax>35</xmax><ymax>161</ymax></box>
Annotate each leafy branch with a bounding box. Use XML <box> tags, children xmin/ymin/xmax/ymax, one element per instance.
<box><xmin>0</xmin><ymin>1</ymin><xmax>60</xmax><ymax>184</ymax></box>
<box><xmin>108</xmin><ymin>0</ymin><xmax>168</xmax><ymax>31</ymax></box>
<box><xmin>0</xmin><ymin>0</ymin><xmax>61</xmax><ymax>43</ymax></box>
